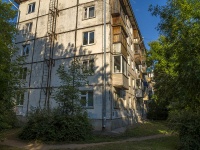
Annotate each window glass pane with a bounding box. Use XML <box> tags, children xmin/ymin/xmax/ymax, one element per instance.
<box><xmin>89</xmin><ymin>59</ymin><xmax>94</xmax><ymax>73</ymax></box>
<box><xmin>83</xmin><ymin>32</ymin><xmax>88</xmax><ymax>45</ymax></box>
<box><xmin>28</xmin><ymin>5</ymin><xmax>32</xmax><ymax>13</ymax></box>
<box><xmin>26</xmin><ymin>45</ymin><xmax>30</xmax><ymax>55</ymax></box>
<box><xmin>82</xmin><ymin>61</ymin><xmax>88</xmax><ymax>73</ymax></box>
<box><xmin>84</xmin><ymin>8</ymin><xmax>87</xmax><ymax>18</ymax></box>
<box><xmin>89</xmin><ymin>7</ymin><xmax>94</xmax><ymax>18</ymax></box>
<box><xmin>89</xmin><ymin>32</ymin><xmax>94</xmax><ymax>44</ymax></box>
<box><xmin>122</xmin><ymin>57</ymin><xmax>127</xmax><ymax>75</ymax></box>
<box><xmin>81</xmin><ymin>96</ymin><xmax>86</xmax><ymax>106</ymax></box>
<box><xmin>23</xmin><ymin>68</ymin><xmax>27</xmax><ymax>79</ymax></box>
<box><xmin>114</xmin><ymin>56</ymin><xmax>121</xmax><ymax>73</ymax></box>
<box><xmin>32</xmin><ymin>3</ymin><xmax>35</xmax><ymax>12</ymax></box>
<box><xmin>22</xmin><ymin>45</ymin><xmax>26</xmax><ymax>56</ymax></box>
<box><xmin>88</xmin><ymin>92</ymin><xmax>93</xmax><ymax>106</ymax></box>
<box><xmin>28</xmin><ymin>23</ymin><xmax>32</xmax><ymax>32</ymax></box>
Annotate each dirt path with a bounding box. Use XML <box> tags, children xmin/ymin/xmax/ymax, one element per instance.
<box><xmin>0</xmin><ymin>134</ymin><xmax>168</xmax><ymax>150</ymax></box>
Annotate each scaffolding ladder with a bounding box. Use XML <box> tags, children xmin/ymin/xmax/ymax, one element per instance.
<box><xmin>39</xmin><ymin>0</ymin><xmax>59</xmax><ymax>109</ymax></box>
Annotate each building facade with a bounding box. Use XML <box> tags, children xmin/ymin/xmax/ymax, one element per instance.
<box><xmin>14</xmin><ymin>0</ymin><xmax>148</xmax><ymax>130</ymax></box>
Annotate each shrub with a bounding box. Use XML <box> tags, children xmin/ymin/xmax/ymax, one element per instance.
<box><xmin>146</xmin><ymin>100</ymin><xmax>168</xmax><ymax>120</ymax></box>
<box><xmin>19</xmin><ymin>108</ymin><xmax>93</xmax><ymax>142</ymax></box>
<box><xmin>168</xmin><ymin>110</ymin><xmax>200</xmax><ymax>150</ymax></box>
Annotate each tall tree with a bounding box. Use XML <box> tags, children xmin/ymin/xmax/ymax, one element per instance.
<box><xmin>0</xmin><ymin>0</ymin><xmax>23</xmax><ymax>136</ymax></box>
<box><xmin>148</xmin><ymin>0</ymin><xmax>200</xmax><ymax>149</ymax></box>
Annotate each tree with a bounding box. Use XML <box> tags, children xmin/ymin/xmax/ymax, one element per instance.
<box><xmin>0</xmin><ymin>0</ymin><xmax>23</xmax><ymax>138</ymax></box>
<box><xmin>55</xmin><ymin>57</ymin><xmax>91</xmax><ymax>115</ymax></box>
<box><xmin>148</xmin><ymin>0</ymin><xmax>200</xmax><ymax>149</ymax></box>
<box><xmin>18</xmin><ymin>57</ymin><xmax>93</xmax><ymax>142</ymax></box>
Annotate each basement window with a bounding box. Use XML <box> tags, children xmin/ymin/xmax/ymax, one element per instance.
<box><xmin>84</xmin><ymin>6</ymin><xmax>95</xmax><ymax>19</ymax></box>
<box><xmin>28</xmin><ymin>2</ymin><xmax>35</xmax><ymax>14</ymax></box>
<box><xmin>83</xmin><ymin>31</ymin><xmax>94</xmax><ymax>45</ymax></box>
<box><xmin>80</xmin><ymin>91</ymin><xmax>94</xmax><ymax>107</ymax></box>
<box><xmin>22</xmin><ymin>44</ymin><xmax>30</xmax><ymax>56</ymax></box>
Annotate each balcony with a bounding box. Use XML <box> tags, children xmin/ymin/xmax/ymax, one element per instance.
<box><xmin>112</xmin><ymin>73</ymin><xmax>129</xmax><ymax>90</ymax></box>
<box><xmin>134</xmin><ymin>50</ymin><xmax>142</xmax><ymax>64</ymax></box>
<box><xmin>111</xmin><ymin>0</ymin><xmax>121</xmax><ymax>16</ymax></box>
<box><xmin>135</xmin><ymin>89</ymin><xmax>143</xmax><ymax>98</ymax></box>
<box><xmin>113</xmin><ymin>43</ymin><xmax>127</xmax><ymax>58</ymax></box>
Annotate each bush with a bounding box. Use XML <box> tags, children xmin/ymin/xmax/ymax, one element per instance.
<box><xmin>168</xmin><ymin>110</ymin><xmax>200</xmax><ymax>150</ymax></box>
<box><xmin>146</xmin><ymin>100</ymin><xmax>168</xmax><ymax>120</ymax></box>
<box><xmin>19</xmin><ymin>108</ymin><xmax>93</xmax><ymax>142</ymax></box>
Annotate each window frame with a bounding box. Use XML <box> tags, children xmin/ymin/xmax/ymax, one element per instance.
<box><xmin>27</xmin><ymin>2</ymin><xmax>36</xmax><ymax>14</ymax></box>
<box><xmin>83</xmin><ymin>31</ymin><xmax>95</xmax><ymax>46</ymax></box>
<box><xmin>113</xmin><ymin>55</ymin><xmax>127</xmax><ymax>76</ymax></box>
<box><xmin>80</xmin><ymin>91</ymin><xmax>94</xmax><ymax>108</ymax></box>
<box><xmin>19</xmin><ymin>67</ymin><xmax>27</xmax><ymax>80</ymax></box>
<box><xmin>16</xmin><ymin>93</ymin><xmax>24</xmax><ymax>106</ymax></box>
<box><xmin>22</xmin><ymin>44</ymin><xmax>30</xmax><ymax>56</ymax></box>
<box><xmin>82</xmin><ymin>59</ymin><xmax>95</xmax><ymax>74</ymax></box>
<box><xmin>84</xmin><ymin>6</ymin><xmax>95</xmax><ymax>19</ymax></box>
<box><xmin>25</xmin><ymin>22</ymin><xmax>33</xmax><ymax>33</ymax></box>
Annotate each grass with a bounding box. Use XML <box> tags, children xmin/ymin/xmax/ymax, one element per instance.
<box><xmin>86</xmin><ymin>121</ymin><xmax>172</xmax><ymax>143</ymax></box>
<box><xmin>123</xmin><ymin>121</ymin><xmax>172</xmax><ymax>137</ymax></box>
<box><xmin>0</xmin><ymin>121</ymin><xmax>178</xmax><ymax>150</ymax></box>
<box><xmin>78</xmin><ymin>136</ymin><xmax>179</xmax><ymax>150</ymax></box>
<box><xmin>0</xmin><ymin>145</ymin><xmax>24</xmax><ymax>150</ymax></box>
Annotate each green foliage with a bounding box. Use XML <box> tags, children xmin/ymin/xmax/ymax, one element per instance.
<box><xmin>147</xmin><ymin>100</ymin><xmax>168</xmax><ymax>120</ymax></box>
<box><xmin>18</xmin><ymin>108</ymin><xmax>93</xmax><ymax>142</ymax></box>
<box><xmin>0</xmin><ymin>0</ymin><xmax>24</xmax><ymax>138</ymax></box>
<box><xmin>19</xmin><ymin>58</ymin><xmax>93</xmax><ymax>142</ymax></box>
<box><xmin>148</xmin><ymin>0</ymin><xmax>200</xmax><ymax>149</ymax></box>
<box><xmin>168</xmin><ymin>110</ymin><xmax>200</xmax><ymax>150</ymax></box>
<box><xmin>55</xmin><ymin>58</ymin><xmax>90</xmax><ymax>115</ymax></box>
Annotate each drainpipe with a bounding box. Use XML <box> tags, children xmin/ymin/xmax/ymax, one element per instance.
<box><xmin>102</xmin><ymin>0</ymin><xmax>106</xmax><ymax>130</ymax></box>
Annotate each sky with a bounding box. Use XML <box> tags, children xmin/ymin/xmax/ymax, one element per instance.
<box><xmin>5</xmin><ymin>0</ymin><xmax>167</xmax><ymax>50</ymax></box>
<box><xmin>130</xmin><ymin>0</ymin><xmax>167</xmax><ymax>50</ymax></box>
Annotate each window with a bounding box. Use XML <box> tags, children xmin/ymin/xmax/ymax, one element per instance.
<box><xmin>16</xmin><ymin>93</ymin><xmax>24</xmax><ymax>106</ymax></box>
<box><xmin>22</xmin><ymin>44</ymin><xmax>30</xmax><ymax>56</ymax></box>
<box><xmin>80</xmin><ymin>91</ymin><xmax>93</xmax><ymax>107</ymax></box>
<box><xmin>28</xmin><ymin>3</ymin><xmax>35</xmax><ymax>14</ymax></box>
<box><xmin>84</xmin><ymin>6</ymin><xmax>95</xmax><ymax>19</ymax></box>
<box><xmin>25</xmin><ymin>22</ymin><xmax>32</xmax><ymax>32</ymax></box>
<box><xmin>113</xmin><ymin>56</ymin><xmax>127</xmax><ymax>75</ymax></box>
<box><xmin>114</xmin><ymin>90</ymin><xmax>120</xmax><ymax>108</ymax></box>
<box><xmin>128</xmin><ymin>75</ymin><xmax>131</xmax><ymax>87</ymax></box>
<box><xmin>20</xmin><ymin>67</ymin><xmax>27</xmax><ymax>80</ymax></box>
<box><xmin>128</xmin><ymin>55</ymin><xmax>130</xmax><ymax>65</ymax></box>
<box><xmin>83</xmin><ymin>31</ymin><xmax>94</xmax><ymax>45</ymax></box>
<box><xmin>82</xmin><ymin>59</ymin><xmax>95</xmax><ymax>74</ymax></box>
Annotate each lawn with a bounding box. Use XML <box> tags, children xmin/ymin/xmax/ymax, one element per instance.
<box><xmin>0</xmin><ymin>121</ymin><xmax>179</xmax><ymax>150</ymax></box>
<box><xmin>0</xmin><ymin>145</ymin><xmax>24</xmax><ymax>150</ymax></box>
<box><xmin>87</xmin><ymin>121</ymin><xmax>173</xmax><ymax>143</ymax></box>
<box><xmin>78</xmin><ymin>136</ymin><xmax>179</xmax><ymax>150</ymax></box>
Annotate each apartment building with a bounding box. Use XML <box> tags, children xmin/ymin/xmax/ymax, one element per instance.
<box><xmin>14</xmin><ymin>0</ymin><xmax>148</xmax><ymax>130</ymax></box>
